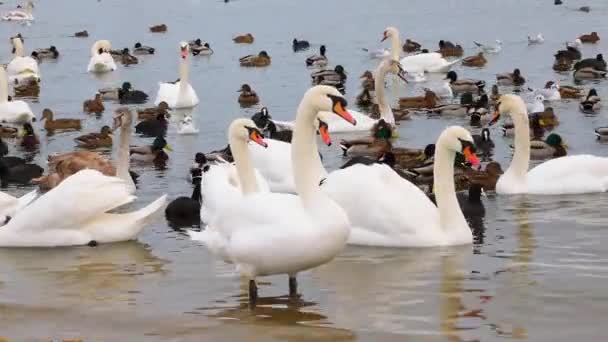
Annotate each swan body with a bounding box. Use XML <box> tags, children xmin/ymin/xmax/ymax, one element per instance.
<box><xmin>0</xmin><ymin>67</ymin><xmax>35</xmax><ymax>124</ymax></box>
<box><xmin>177</xmin><ymin>116</ymin><xmax>199</xmax><ymax>135</ymax></box>
<box><xmin>1</xmin><ymin>2</ymin><xmax>34</xmax><ymax>21</ymax></box>
<box><xmin>87</xmin><ymin>40</ymin><xmax>117</xmax><ymax>73</ymax></box>
<box><xmin>0</xmin><ymin>170</ymin><xmax>166</xmax><ymax>247</ymax></box>
<box><xmin>155</xmin><ymin>42</ymin><xmax>199</xmax><ymax>109</ymax></box>
<box><xmin>322</xmin><ymin>126</ymin><xmax>479</xmax><ymax>247</ymax></box>
<box><xmin>494</xmin><ymin>94</ymin><xmax>608</xmax><ymax>195</ymax></box>
<box><xmin>0</xmin><ymin>190</ymin><xmax>37</xmax><ymax>222</ymax></box>
<box><xmin>190</xmin><ymin>86</ymin><xmax>354</xmax><ymax>299</ymax></box>
<box><xmin>7</xmin><ymin>36</ymin><xmax>40</xmax><ymax>84</ymax></box>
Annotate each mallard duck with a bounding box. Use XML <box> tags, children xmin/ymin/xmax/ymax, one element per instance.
<box><xmin>118</xmin><ymin>82</ymin><xmax>148</xmax><ymax>104</ymax></box>
<box><xmin>462</xmin><ymin>52</ymin><xmax>487</xmax><ymax>67</ymax></box>
<box><xmin>393</xmin><ymin>144</ymin><xmax>436</xmax><ymax>170</ymax></box>
<box><xmin>428</xmin><ymin>103</ymin><xmax>470</xmax><ymax>116</ymax></box>
<box><xmin>119</xmin><ymin>48</ymin><xmax>138</xmax><ymax>66</ymax></box>
<box><xmin>19</xmin><ymin>122</ymin><xmax>38</xmax><ymax>151</ymax></box>
<box><xmin>529</xmin><ymin>133</ymin><xmax>567</xmax><ymax>160</ymax></box>
<box><xmin>233</xmin><ymin>33</ymin><xmax>254</xmax><ymax>44</ymax></box>
<box><xmin>239</xmin><ymin>51</ymin><xmax>271</xmax><ymax>67</ymax></box>
<box><xmin>133</xmin><ymin>42</ymin><xmax>155</xmax><ymax>55</ymax></box>
<box><xmin>552</xmin><ymin>83</ymin><xmax>583</xmax><ymax>98</ymax></box>
<box><xmin>130</xmin><ymin>136</ymin><xmax>171</xmax><ymax>164</ymax></box>
<box><xmin>574</xmin><ymin>67</ymin><xmax>607</xmax><ymax>80</ymax></box>
<box><xmin>292</xmin><ymin>39</ymin><xmax>310</xmax><ymax>52</ymax></box>
<box><xmin>137</xmin><ymin>101</ymin><xmax>170</xmax><ymax>121</ymax></box>
<box><xmin>360</xmin><ymin>70</ymin><xmax>374</xmax><ymax>90</ymax></box>
<box><xmin>237</xmin><ymin>84</ymin><xmax>260</xmax><ymax>106</ymax></box>
<box><xmin>502</xmin><ymin>115</ymin><xmax>546</xmax><ymax>139</ymax></box>
<box><xmin>437</xmin><ymin>40</ymin><xmax>464</xmax><ymax>57</ymax></box>
<box><xmin>0</xmin><ymin>125</ymin><xmax>17</xmax><ymax>139</ymax></box>
<box><xmin>83</xmin><ymin>93</ymin><xmax>105</xmax><ymax>114</ymax></box>
<box><xmin>497</xmin><ymin>68</ymin><xmax>526</xmax><ymax>86</ymax></box>
<box><xmin>469</xmin><ymin>109</ymin><xmax>491</xmax><ymax>127</ymax></box>
<box><xmin>150</xmin><ymin>24</ymin><xmax>167</xmax><ymax>33</ymax></box>
<box><xmin>472</xmin><ymin>128</ymin><xmax>494</xmax><ymax>158</ymax></box>
<box><xmin>13</xmin><ymin>77</ymin><xmax>39</xmax><ymax>98</ymax></box>
<box><xmin>402</xmin><ymin>38</ymin><xmax>421</xmax><ymax>53</ymax></box>
<box><xmin>188</xmin><ymin>39</ymin><xmax>213</xmax><ymax>56</ymax></box>
<box><xmin>553</xmin><ymin>57</ymin><xmax>573</xmax><ymax>72</ymax></box>
<box><xmin>532</xmin><ymin>107</ymin><xmax>559</xmax><ymax>127</ymax></box>
<box><xmin>594</xmin><ymin>126</ymin><xmax>608</xmax><ymax>140</ymax></box>
<box><xmin>579</xmin><ymin>89</ymin><xmax>601</xmax><ymax>114</ymax></box>
<box><xmin>33</xmin><ymin>46</ymin><xmax>59</xmax><ymax>60</ymax></box>
<box><xmin>41</xmin><ymin>109</ymin><xmax>81</xmax><ymax>131</ymax></box>
<box><xmin>579</xmin><ymin>32</ymin><xmax>600</xmax><ymax>44</ymax></box>
<box><xmin>74</xmin><ymin>30</ymin><xmax>89</xmax><ymax>38</ymax></box>
<box><xmin>356</xmin><ymin>88</ymin><xmax>373</xmax><ymax>107</ymax></box>
<box><xmin>311</xmin><ymin>65</ymin><xmax>347</xmax><ymax>88</ymax></box>
<box><xmin>463</xmin><ymin>162</ymin><xmax>503</xmax><ymax>192</ymax></box>
<box><xmin>574</xmin><ymin>54</ymin><xmax>606</xmax><ymax>71</ymax></box>
<box><xmin>305</xmin><ymin>45</ymin><xmax>328</xmax><ymax>67</ymax></box>
<box><xmin>135</xmin><ymin>112</ymin><xmax>168</xmax><ymax>137</ymax></box>
<box><xmin>489</xmin><ymin>85</ymin><xmax>500</xmax><ymax>105</ymax></box>
<box><xmin>554</xmin><ymin>41</ymin><xmax>582</xmax><ymax>61</ymax></box>
<box><xmin>369</xmin><ymin>104</ymin><xmax>410</xmax><ymax>121</ymax></box>
<box><xmin>445</xmin><ymin>71</ymin><xmax>486</xmax><ymax>94</ymax></box>
<box><xmin>399</xmin><ymin>89</ymin><xmax>440</xmax><ymax>109</ymax></box>
<box><xmin>75</xmin><ymin>126</ymin><xmax>113</xmax><ymax>149</ymax></box>
<box><xmin>339</xmin><ymin>120</ymin><xmax>393</xmax><ymax>157</ymax></box>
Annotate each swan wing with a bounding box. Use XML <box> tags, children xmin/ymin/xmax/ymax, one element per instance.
<box><xmin>248</xmin><ymin>139</ymin><xmax>295</xmax><ymax>193</ymax></box>
<box><xmin>154</xmin><ymin>82</ymin><xmax>179</xmax><ymax>107</ymax></box>
<box><xmin>319</xmin><ymin>110</ymin><xmax>375</xmax><ymax>133</ymax></box>
<box><xmin>527</xmin><ymin>155</ymin><xmax>608</xmax><ymax>194</ymax></box>
<box><xmin>7</xmin><ymin>57</ymin><xmax>39</xmax><ymax>76</ymax></box>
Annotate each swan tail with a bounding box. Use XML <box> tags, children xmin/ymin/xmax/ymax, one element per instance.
<box><xmin>131</xmin><ymin>194</ymin><xmax>168</xmax><ymax>225</ymax></box>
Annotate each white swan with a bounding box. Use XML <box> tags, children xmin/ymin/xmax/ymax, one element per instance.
<box><xmin>87</xmin><ymin>40</ymin><xmax>117</xmax><ymax>73</ymax></box>
<box><xmin>0</xmin><ymin>169</ymin><xmax>167</xmax><ymax>247</ymax></box>
<box><xmin>491</xmin><ymin>94</ymin><xmax>608</xmax><ymax>194</ymax></box>
<box><xmin>199</xmin><ymin>119</ymin><xmax>270</xmax><ymax>223</ymax></box>
<box><xmin>320</xmin><ymin>126</ymin><xmax>479</xmax><ymax>247</ymax></box>
<box><xmin>0</xmin><ymin>190</ymin><xmax>37</xmax><ymax>222</ymax></box>
<box><xmin>177</xmin><ymin>115</ymin><xmax>199</xmax><ymax>135</ymax></box>
<box><xmin>1</xmin><ymin>1</ymin><xmax>34</xmax><ymax>21</ymax></box>
<box><xmin>0</xmin><ymin>66</ymin><xmax>35</xmax><ymax>124</ymax></box>
<box><xmin>154</xmin><ymin>42</ymin><xmax>199</xmax><ymax>109</ymax></box>
<box><xmin>113</xmin><ymin>108</ymin><xmax>137</xmax><ymax>194</ymax></box>
<box><xmin>383</xmin><ymin>26</ymin><xmax>460</xmax><ymax>73</ymax></box>
<box><xmin>7</xmin><ymin>36</ymin><xmax>40</xmax><ymax>84</ymax></box>
<box><xmin>189</xmin><ymin>85</ymin><xmax>355</xmax><ymax>301</ymax></box>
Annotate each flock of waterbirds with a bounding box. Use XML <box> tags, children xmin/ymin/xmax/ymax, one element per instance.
<box><xmin>0</xmin><ymin>0</ymin><xmax>608</xmax><ymax>305</ymax></box>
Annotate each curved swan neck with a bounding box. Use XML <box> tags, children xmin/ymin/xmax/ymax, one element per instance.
<box><xmin>0</xmin><ymin>68</ymin><xmax>8</xmax><ymax>102</ymax></box>
<box><xmin>374</xmin><ymin>60</ymin><xmax>395</xmax><ymax>125</ymax></box>
<box><xmin>116</xmin><ymin>116</ymin><xmax>135</xmax><ymax>192</ymax></box>
<box><xmin>433</xmin><ymin>139</ymin><xmax>468</xmax><ymax>233</ymax></box>
<box><xmin>506</xmin><ymin>106</ymin><xmax>530</xmax><ymax>181</ymax></box>
<box><xmin>13</xmin><ymin>39</ymin><xmax>24</xmax><ymax>57</ymax></box>
<box><xmin>292</xmin><ymin>97</ymin><xmax>325</xmax><ymax>204</ymax></box>
<box><xmin>389</xmin><ymin>31</ymin><xmax>401</xmax><ymax>61</ymax></box>
<box><xmin>228</xmin><ymin>127</ymin><xmax>258</xmax><ymax>195</ymax></box>
<box><xmin>179</xmin><ymin>55</ymin><xmax>189</xmax><ymax>93</ymax></box>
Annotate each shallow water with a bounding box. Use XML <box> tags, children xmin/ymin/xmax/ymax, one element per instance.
<box><xmin>1</xmin><ymin>0</ymin><xmax>608</xmax><ymax>340</ymax></box>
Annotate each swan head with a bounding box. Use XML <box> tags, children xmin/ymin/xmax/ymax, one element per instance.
<box><xmin>179</xmin><ymin>42</ymin><xmax>189</xmax><ymax>59</ymax></box>
<box><xmin>437</xmin><ymin>126</ymin><xmax>480</xmax><ymax>168</ymax></box>
<box><xmin>382</xmin><ymin>26</ymin><xmax>399</xmax><ymax>42</ymax></box>
<box><xmin>112</xmin><ymin>107</ymin><xmax>133</xmax><ymax>130</ymax></box>
<box><xmin>489</xmin><ymin>94</ymin><xmax>527</xmax><ymax>126</ymax></box>
<box><xmin>228</xmin><ymin>118</ymin><xmax>267</xmax><ymax>148</ymax></box>
<box><xmin>92</xmin><ymin>40</ymin><xmax>111</xmax><ymax>55</ymax></box>
<box><xmin>305</xmin><ymin>85</ymin><xmax>356</xmax><ymax>125</ymax></box>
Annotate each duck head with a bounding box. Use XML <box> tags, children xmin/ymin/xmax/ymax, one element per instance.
<box><xmin>320</xmin><ymin>45</ymin><xmax>326</xmax><ymax>56</ymax></box>
<box><xmin>152</xmin><ymin>136</ymin><xmax>171</xmax><ymax>152</ymax></box>
<box><xmin>445</xmin><ymin>71</ymin><xmax>458</xmax><ymax>83</ymax></box>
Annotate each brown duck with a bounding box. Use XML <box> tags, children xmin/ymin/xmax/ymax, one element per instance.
<box><xmin>398</xmin><ymin>89</ymin><xmax>440</xmax><ymax>109</ymax></box>
<box><xmin>233</xmin><ymin>33</ymin><xmax>254</xmax><ymax>44</ymax></box>
<box><xmin>75</xmin><ymin>126</ymin><xmax>113</xmax><ymax>149</ymax></box>
<box><xmin>41</xmin><ymin>109</ymin><xmax>82</xmax><ymax>131</ymax></box>
<box><xmin>578</xmin><ymin>32</ymin><xmax>600</xmax><ymax>44</ymax></box>
<box><xmin>150</xmin><ymin>24</ymin><xmax>167</xmax><ymax>33</ymax></box>
<box><xmin>239</xmin><ymin>51</ymin><xmax>271</xmax><ymax>67</ymax></box>
<box><xmin>83</xmin><ymin>93</ymin><xmax>105</xmax><ymax>114</ymax></box>
<box><xmin>462</xmin><ymin>52</ymin><xmax>487</xmax><ymax>67</ymax></box>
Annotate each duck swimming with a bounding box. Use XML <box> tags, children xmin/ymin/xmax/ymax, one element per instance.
<box><xmin>33</xmin><ymin>46</ymin><xmax>59</xmax><ymax>60</ymax></box>
<box><xmin>237</xmin><ymin>84</ymin><xmax>260</xmax><ymax>106</ymax></box>
<box><xmin>83</xmin><ymin>93</ymin><xmax>105</xmax><ymax>114</ymax></box>
<box><xmin>292</xmin><ymin>39</ymin><xmax>310</xmax><ymax>52</ymax></box>
<box><xmin>118</xmin><ymin>82</ymin><xmax>149</xmax><ymax>104</ymax></box>
<box><xmin>41</xmin><ymin>109</ymin><xmax>81</xmax><ymax>131</ymax></box>
<box><xmin>135</xmin><ymin>112</ymin><xmax>168</xmax><ymax>137</ymax></box>
<box><xmin>133</xmin><ymin>42</ymin><xmax>155</xmax><ymax>55</ymax></box>
<box><xmin>306</xmin><ymin>45</ymin><xmax>328</xmax><ymax>67</ymax></box>
<box><xmin>75</xmin><ymin>126</ymin><xmax>113</xmax><ymax>149</ymax></box>
<box><xmin>497</xmin><ymin>68</ymin><xmax>526</xmax><ymax>86</ymax></box>
<box><xmin>233</xmin><ymin>33</ymin><xmax>254</xmax><ymax>44</ymax></box>
<box><xmin>579</xmin><ymin>89</ymin><xmax>601</xmax><ymax>114</ymax></box>
<box><xmin>445</xmin><ymin>71</ymin><xmax>486</xmax><ymax>94</ymax></box>
<box><xmin>130</xmin><ymin>136</ymin><xmax>171</xmax><ymax>165</ymax></box>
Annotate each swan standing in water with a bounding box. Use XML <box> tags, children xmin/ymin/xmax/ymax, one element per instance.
<box><xmin>383</xmin><ymin>26</ymin><xmax>460</xmax><ymax>73</ymax></box>
<box><xmin>189</xmin><ymin>86</ymin><xmax>356</xmax><ymax>302</ymax></box>
<box><xmin>87</xmin><ymin>40</ymin><xmax>117</xmax><ymax>73</ymax></box>
<box><xmin>0</xmin><ymin>67</ymin><xmax>35</xmax><ymax>124</ymax></box>
<box><xmin>154</xmin><ymin>42</ymin><xmax>199</xmax><ymax>109</ymax></box>
<box><xmin>491</xmin><ymin>94</ymin><xmax>608</xmax><ymax>194</ymax></box>
<box><xmin>320</xmin><ymin>126</ymin><xmax>480</xmax><ymax>247</ymax></box>
<box><xmin>7</xmin><ymin>36</ymin><xmax>40</xmax><ymax>84</ymax></box>
<box><xmin>0</xmin><ymin>169</ymin><xmax>167</xmax><ymax>247</ymax></box>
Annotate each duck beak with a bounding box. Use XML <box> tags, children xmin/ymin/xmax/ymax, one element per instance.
<box><xmin>250</xmin><ymin>131</ymin><xmax>268</xmax><ymax>148</ymax></box>
<box><xmin>319</xmin><ymin>124</ymin><xmax>331</xmax><ymax>146</ymax></box>
<box><xmin>488</xmin><ymin>110</ymin><xmax>501</xmax><ymax>126</ymax></box>
<box><xmin>463</xmin><ymin>146</ymin><xmax>480</xmax><ymax>168</ymax></box>
<box><xmin>333</xmin><ymin>102</ymin><xmax>356</xmax><ymax>126</ymax></box>
<box><xmin>164</xmin><ymin>144</ymin><xmax>173</xmax><ymax>151</ymax></box>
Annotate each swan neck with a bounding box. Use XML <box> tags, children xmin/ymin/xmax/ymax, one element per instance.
<box><xmin>374</xmin><ymin>61</ymin><xmax>395</xmax><ymax>125</ymax></box>
<box><xmin>116</xmin><ymin>121</ymin><xmax>135</xmax><ymax>192</ymax></box>
<box><xmin>507</xmin><ymin>109</ymin><xmax>530</xmax><ymax>181</ymax></box>
<box><xmin>433</xmin><ymin>142</ymin><xmax>468</xmax><ymax>233</ymax></box>
<box><xmin>179</xmin><ymin>56</ymin><xmax>189</xmax><ymax>92</ymax></box>
<box><xmin>229</xmin><ymin>135</ymin><xmax>258</xmax><ymax>195</ymax></box>
<box><xmin>390</xmin><ymin>32</ymin><xmax>401</xmax><ymax>61</ymax></box>
<box><xmin>292</xmin><ymin>99</ymin><xmax>324</xmax><ymax>203</ymax></box>
<box><xmin>0</xmin><ymin>69</ymin><xmax>8</xmax><ymax>102</ymax></box>
<box><xmin>13</xmin><ymin>39</ymin><xmax>24</xmax><ymax>57</ymax></box>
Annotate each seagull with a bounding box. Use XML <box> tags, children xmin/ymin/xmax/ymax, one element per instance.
<box><xmin>474</xmin><ymin>40</ymin><xmax>502</xmax><ymax>53</ymax></box>
<box><xmin>528</xmin><ymin>34</ymin><xmax>544</xmax><ymax>45</ymax></box>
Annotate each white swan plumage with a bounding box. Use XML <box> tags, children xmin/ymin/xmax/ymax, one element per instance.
<box><xmin>0</xmin><ymin>169</ymin><xmax>167</xmax><ymax>247</ymax></box>
<box><xmin>1</xmin><ymin>1</ymin><xmax>34</xmax><ymax>21</ymax></box>
<box><xmin>0</xmin><ymin>190</ymin><xmax>37</xmax><ymax>222</ymax></box>
<box><xmin>189</xmin><ymin>85</ymin><xmax>355</xmax><ymax>300</ymax></box>
<box><xmin>492</xmin><ymin>94</ymin><xmax>608</xmax><ymax>195</ymax></box>
<box><xmin>0</xmin><ymin>66</ymin><xmax>35</xmax><ymax>124</ymax></box>
<box><xmin>382</xmin><ymin>26</ymin><xmax>460</xmax><ymax>73</ymax></box>
<box><xmin>199</xmin><ymin>119</ymin><xmax>270</xmax><ymax>222</ymax></box>
<box><xmin>177</xmin><ymin>115</ymin><xmax>199</xmax><ymax>135</ymax></box>
<box><xmin>155</xmin><ymin>42</ymin><xmax>199</xmax><ymax>109</ymax></box>
<box><xmin>7</xmin><ymin>36</ymin><xmax>40</xmax><ymax>84</ymax></box>
<box><xmin>87</xmin><ymin>40</ymin><xmax>117</xmax><ymax>73</ymax></box>
<box><xmin>320</xmin><ymin>126</ymin><xmax>479</xmax><ymax>247</ymax></box>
